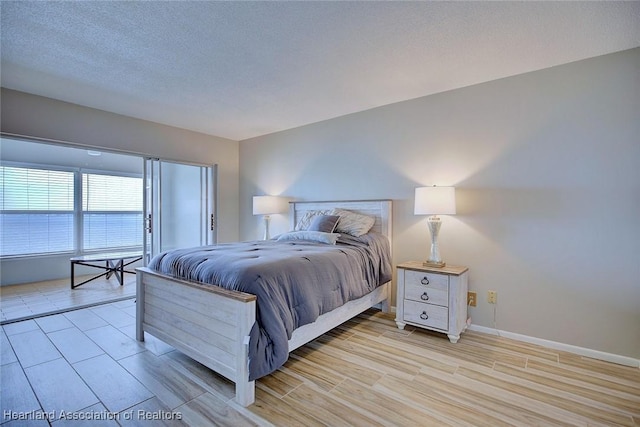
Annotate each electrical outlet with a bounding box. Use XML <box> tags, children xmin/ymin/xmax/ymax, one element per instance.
<box><xmin>487</xmin><ymin>290</ymin><xmax>497</xmax><ymax>304</ymax></box>
<box><xmin>467</xmin><ymin>292</ymin><xmax>477</xmax><ymax>307</ymax></box>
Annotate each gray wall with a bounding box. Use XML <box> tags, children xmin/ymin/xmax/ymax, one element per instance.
<box><xmin>1</xmin><ymin>89</ymin><xmax>240</xmax><ymax>283</ymax></box>
<box><xmin>239</xmin><ymin>48</ymin><xmax>640</xmax><ymax>359</ymax></box>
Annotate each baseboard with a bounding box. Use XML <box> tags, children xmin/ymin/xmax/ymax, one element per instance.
<box><xmin>389</xmin><ymin>305</ymin><xmax>638</xmax><ymax>369</ymax></box>
<box><xmin>468</xmin><ymin>324</ymin><xmax>640</xmax><ymax>369</ymax></box>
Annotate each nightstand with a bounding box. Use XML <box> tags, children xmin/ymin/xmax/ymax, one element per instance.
<box><xmin>395</xmin><ymin>261</ymin><xmax>469</xmax><ymax>343</ymax></box>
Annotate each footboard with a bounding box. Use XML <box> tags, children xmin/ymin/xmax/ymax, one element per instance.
<box><xmin>135</xmin><ymin>267</ymin><xmax>257</xmax><ymax>406</ymax></box>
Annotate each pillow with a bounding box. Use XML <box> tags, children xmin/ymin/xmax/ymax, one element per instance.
<box><xmin>277</xmin><ymin>231</ymin><xmax>340</xmax><ymax>245</ymax></box>
<box><xmin>294</xmin><ymin>209</ymin><xmax>332</xmax><ymax>231</ymax></box>
<box><xmin>307</xmin><ymin>215</ymin><xmax>340</xmax><ymax>233</ymax></box>
<box><xmin>331</xmin><ymin>208</ymin><xmax>375</xmax><ymax>237</ymax></box>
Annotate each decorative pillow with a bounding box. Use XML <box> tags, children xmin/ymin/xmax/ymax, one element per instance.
<box><xmin>277</xmin><ymin>231</ymin><xmax>340</xmax><ymax>245</ymax></box>
<box><xmin>331</xmin><ymin>208</ymin><xmax>375</xmax><ymax>237</ymax></box>
<box><xmin>294</xmin><ymin>209</ymin><xmax>332</xmax><ymax>231</ymax></box>
<box><xmin>307</xmin><ymin>215</ymin><xmax>340</xmax><ymax>233</ymax></box>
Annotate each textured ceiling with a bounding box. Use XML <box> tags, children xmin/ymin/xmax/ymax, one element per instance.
<box><xmin>1</xmin><ymin>1</ymin><xmax>639</xmax><ymax>141</ymax></box>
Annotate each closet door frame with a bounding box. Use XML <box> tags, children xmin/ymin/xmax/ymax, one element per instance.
<box><xmin>143</xmin><ymin>158</ymin><xmax>217</xmax><ymax>265</ymax></box>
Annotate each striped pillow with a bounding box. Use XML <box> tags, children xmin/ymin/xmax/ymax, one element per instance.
<box><xmin>294</xmin><ymin>210</ymin><xmax>332</xmax><ymax>231</ymax></box>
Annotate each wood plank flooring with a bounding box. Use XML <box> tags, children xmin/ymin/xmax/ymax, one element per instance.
<box><xmin>0</xmin><ymin>276</ymin><xmax>136</xmax><ymax>324</ymax></box>
<box><xmin>1</xmin><ymin>303</ymin><xmax>638</xmax><ymax>426</ymax></box>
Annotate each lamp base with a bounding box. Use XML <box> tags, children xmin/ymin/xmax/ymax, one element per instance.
<box><xmin>424</xmin><ymin>216</ymin><xmax>445</xmax><ymax>268</ymax></box>
<box><xmin>263</xmin><ymin>215</ymin><xmax>271</xmax><ymax>240</ymax></box>
<box><xmin>423</xmin><ymin>260</ymin><xmax>446</xmax><ymax>268</ymax></box>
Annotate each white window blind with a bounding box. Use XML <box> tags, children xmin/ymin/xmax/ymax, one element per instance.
<box><xmin>1</xmin><ymin>166</ymin><xmax>143</xmax><ymax>257</ymax></box>
<box><xmin>82</xmin><ymin>173</ymin><xmax>142</xmax><ymax>250</ymax></box>
<box><xmin>0</xmin><ymin>166</ymin><xmax>75</xmax><ymax>256</ymax></box>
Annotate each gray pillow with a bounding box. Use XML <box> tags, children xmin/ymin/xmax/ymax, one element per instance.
<box><xmin>294</xmin><ymin>209</ymin><xmax>332</xmax><ymax>231</ymax></box>
<box><xmin>307</xmin><ymin>215</ymin><xmax>340</xmax><ymax>233</ymax></box>
<box><xmin>331</xmin><ymin>208</ymin><xmax>375</xmax><ymax>237</ymax></box>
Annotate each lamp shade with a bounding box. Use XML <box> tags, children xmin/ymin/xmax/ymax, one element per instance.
<box><xmin>253</xmin><ymin>196</ymin><xmax>288</xmax><ymax>215</ymax></box>
<box><xmin>414</xmin><ymin>186</ymin><xmax>456</xmax><ymax>215</ymax></box>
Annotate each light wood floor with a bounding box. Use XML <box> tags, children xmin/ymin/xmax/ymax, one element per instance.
<box><xmin>1</xmin><ymin>304</ymin><xmax>638</xmax><ymax>426</ymax></box>
<box><xmin>0</xmin><ymin>275</ymin><xmax>136</xmax><ymax>324</ymax></box>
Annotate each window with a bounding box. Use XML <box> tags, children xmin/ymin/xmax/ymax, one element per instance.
<box><xmin>0</xmin><ymin>166</ymin><xmax>75</xmax><ymax>256</ymax></box>
<box><xmin>0</xmin><ymin>165</ymin><xmax>142</xmax><ymax>257</ymax></box>
<box><xmin>82</xmin><ymin>173</ymin><xmax>142</xmax><ymax>251</ymax></box>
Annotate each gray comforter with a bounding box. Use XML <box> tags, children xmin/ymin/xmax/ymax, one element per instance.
<box><xmin>148</xmin><ymin>232</ymin><xmax>392</xmax><ymax>380</ymax></box>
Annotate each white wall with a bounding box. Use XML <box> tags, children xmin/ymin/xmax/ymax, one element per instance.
<box><xmin>0</xmin><ymin>89</ymin><xmax>240</xmax><ymax>283</ymax></box>
<box><xmin>240</xmin><ymin>48</ymin><xmax>640</xmax><ymax>359</ymax></box>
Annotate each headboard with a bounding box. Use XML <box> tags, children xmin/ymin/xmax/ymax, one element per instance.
<box><xmin>289</xmin><ymin>200</ymin><xmax>393</xmax><ymax>242</ymax></box>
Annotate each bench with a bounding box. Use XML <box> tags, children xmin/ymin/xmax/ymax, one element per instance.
<box><xmin>70</xmin><ymin>251</ymin><xmax>143</xmax><ymax>289</ymax></box>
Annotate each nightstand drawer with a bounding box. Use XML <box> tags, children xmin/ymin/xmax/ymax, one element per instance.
<box><xmin>403</xmin><ymin>300</ymin><xmax>448</xmax><ymax>330</ymax></box>
<box><xmin>405</xmin><ymin>283</ymin><xmax>448</xmax><ymax>307</ymax></box>
<box><xmin>404</xmin><ymin>269</ymin><xmax>448</xmax><ymax>291</ymax></box>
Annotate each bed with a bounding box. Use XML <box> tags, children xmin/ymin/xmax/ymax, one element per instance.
<box><xmin>135</xmin><ymin>199</ymin><xmax>393</xmax><ymax>406</ymax></box>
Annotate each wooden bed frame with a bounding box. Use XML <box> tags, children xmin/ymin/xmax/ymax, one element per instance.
<box><xmin>135</xmin><ymin>199</ymin><xmax>392</xmax><ymax>407</ymax></box>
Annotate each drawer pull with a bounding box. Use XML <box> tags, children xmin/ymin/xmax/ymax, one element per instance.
<box><xmin>420</xmin><ymin>311</ymin><xmax>429</xmax><ymax>320</ymax></box>
<box><xmin>421</xmin><ymin>292</ymin><xmax>429</xmax><ymax>301</ymax></box>
<box><xmin>421</xmin><ymin>277</ymin><xmax>430</xmax><ymax>285</ymax></box>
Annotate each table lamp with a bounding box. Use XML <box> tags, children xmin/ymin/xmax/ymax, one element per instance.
<box><xmin>414</xmin><ymin>186</ymin><xmax>456</xmax><ymax>267</ymax></box>
<box><xmin>253</xmin><ymin>195</ymin><xmax>287</xmax><ymax>240</ymax></box>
